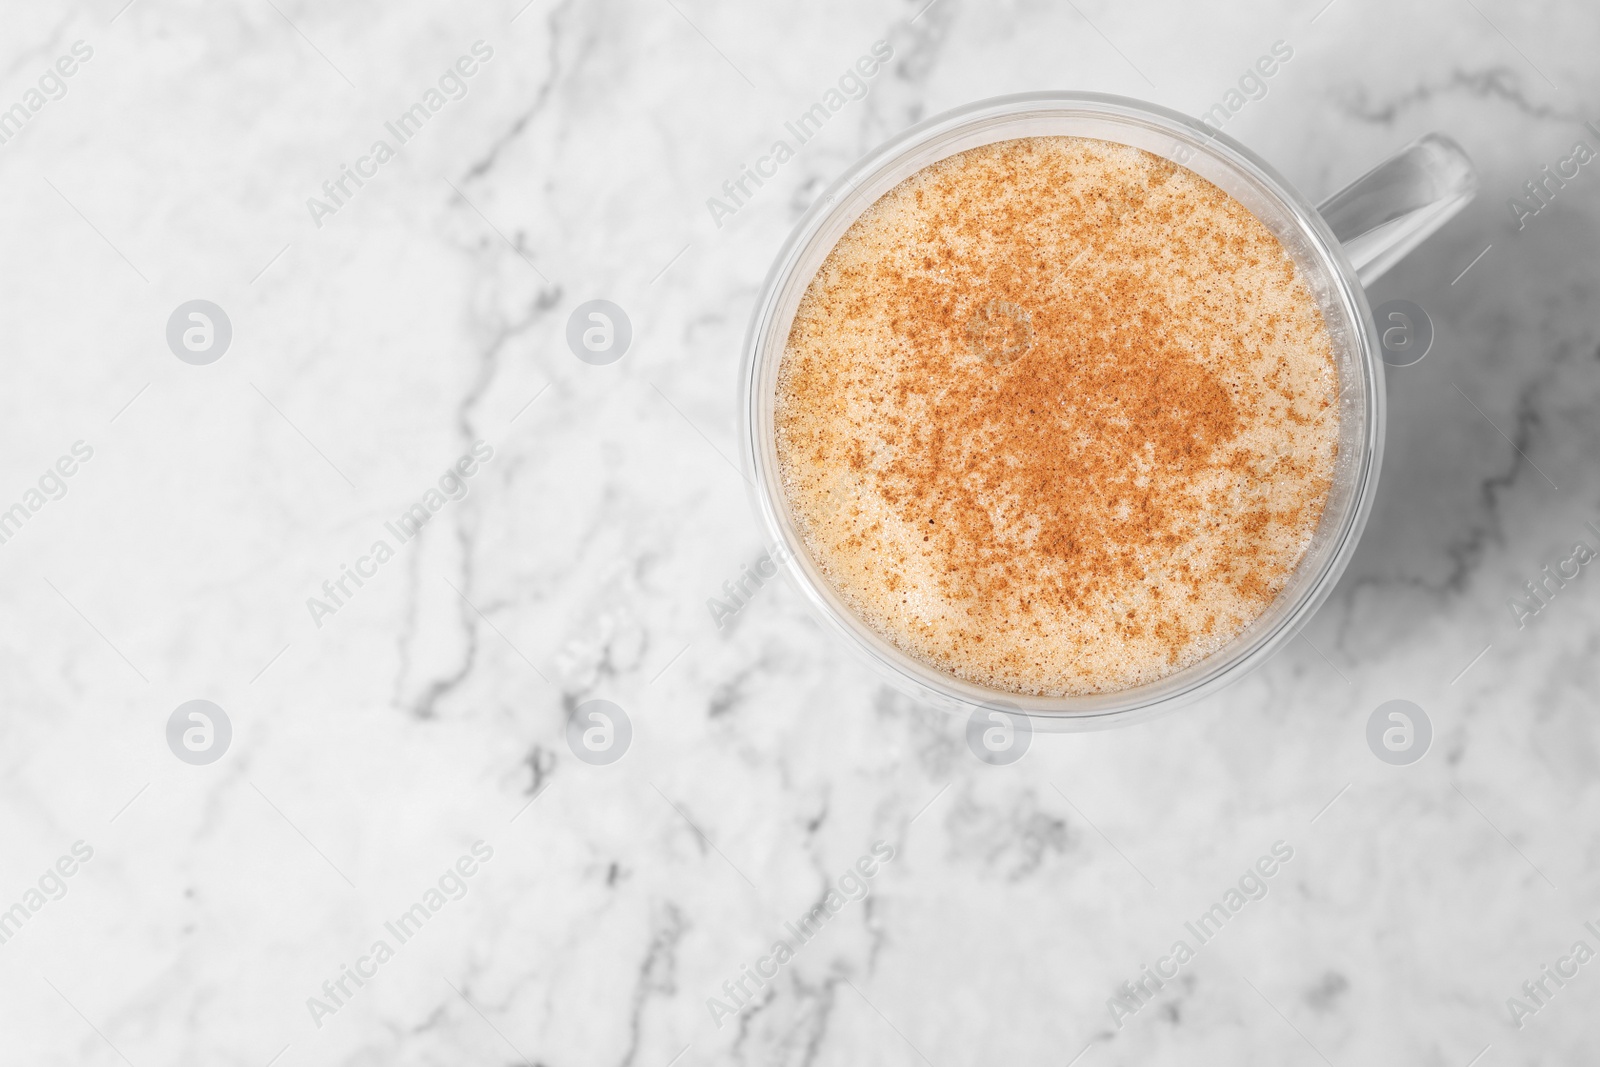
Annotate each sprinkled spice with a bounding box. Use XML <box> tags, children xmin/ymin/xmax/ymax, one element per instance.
<box><xmin>775</xmin><ymin>136</ymin><xmax>1338</xmax><ymax>696</ymax></box>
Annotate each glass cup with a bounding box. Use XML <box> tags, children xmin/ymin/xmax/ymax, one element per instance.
<box><xmin>739</xmin><ymin>92</ymin><xmax>1476</xmax><ymax>730</ymax></box>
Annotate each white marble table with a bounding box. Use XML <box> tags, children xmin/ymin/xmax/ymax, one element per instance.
<box><xmin>1</xmin><ymin>0</ymin><xmax>1597</xmax><ymax>1063</ymax></box>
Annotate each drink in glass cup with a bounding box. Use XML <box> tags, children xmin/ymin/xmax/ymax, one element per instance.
<box><xmin>742</xmin><ymin>94</ymin><xmax>1475</xmax><ymax>727</ymax></box>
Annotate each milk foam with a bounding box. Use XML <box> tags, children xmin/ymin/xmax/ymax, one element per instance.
<box><xmin>775</xmin><ymin>136</ymin><xmax>1339</xmax><ymax>696</ymax></box>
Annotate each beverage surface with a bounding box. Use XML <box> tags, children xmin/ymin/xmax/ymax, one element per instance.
<box><xmin>774</xmin><ymin>135</ymin><xmax>1340</xmax><ymax>696</ymax></box>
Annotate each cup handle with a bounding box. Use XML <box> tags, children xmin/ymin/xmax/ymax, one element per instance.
<box><xmin>1316</xmin><ymin>133</ymin><xmax>1478</xmax><ymax>287</ymax></box>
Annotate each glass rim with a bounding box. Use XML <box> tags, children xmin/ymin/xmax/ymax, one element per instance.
<box><xmin>738</xmin><ymin>90</ymin><xmax>1385</xmax><ymax>730</ymax></box>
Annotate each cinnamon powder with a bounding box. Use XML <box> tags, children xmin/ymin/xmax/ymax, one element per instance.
<box><xmin>775</xmin><ymin>136</ymin><xmax>1338</xmax><ymax>696</ymax></box>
